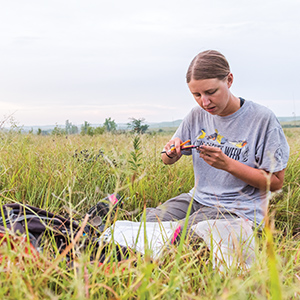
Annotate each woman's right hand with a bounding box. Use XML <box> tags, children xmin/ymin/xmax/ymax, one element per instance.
<box><xmin>162</xmin><ymin>137</ymin><xmax>183</xmax><ymax>164</ymax></box>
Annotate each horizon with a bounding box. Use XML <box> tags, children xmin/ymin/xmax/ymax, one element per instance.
<box><xmin>7</xmin><ymin>115</ymin><xmax>300</xmax><ymax>130</ymax></box>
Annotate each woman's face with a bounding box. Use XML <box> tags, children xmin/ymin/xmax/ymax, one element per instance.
<box><xmin>188</xmin><ymin>74</ymin><xmax>238</xmax><ymax>116</ymax></box>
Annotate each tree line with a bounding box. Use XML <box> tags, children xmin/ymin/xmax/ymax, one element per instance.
<box><xmin>36</xmin><ymin>117</ymin><xmax>150</xmax><ymax>136</ymax></box>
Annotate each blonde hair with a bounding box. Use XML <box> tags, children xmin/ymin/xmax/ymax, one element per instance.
<box><xmin>186</xmin><ymin>50</ymin><xmax>230</xmax><ymax>83</ymax></box>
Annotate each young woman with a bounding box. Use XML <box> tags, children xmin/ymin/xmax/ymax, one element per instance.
<box><xmin>146</xmin><ymin>50</ymin><xmax>290</xmax><ymax>228</ymax></box>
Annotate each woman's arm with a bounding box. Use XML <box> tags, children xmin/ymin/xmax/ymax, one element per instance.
<box><xmin>199</xmin><ymin>145</ymin><xmax>285</xmax><ymax>191</ymax></box>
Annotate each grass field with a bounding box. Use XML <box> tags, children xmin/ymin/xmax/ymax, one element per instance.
<box><xmin>0</xmin><ymin>128</ymin><xmax>300</xmax><ymax>299</ymax></box>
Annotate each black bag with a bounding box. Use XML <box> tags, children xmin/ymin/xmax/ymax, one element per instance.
<box><xmin>0</xmin><ymin>203</ymin><xmax>86</xmax><ymax>252</ymax></box>
<box><xmin>0</xmin><ymin>194</ymin><xmax>124</xmax><ymax>262</ymax></box>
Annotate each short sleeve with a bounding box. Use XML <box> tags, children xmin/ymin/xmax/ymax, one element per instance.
<box><xmin>256</xmin><ymin>127</ymin><xmax>289</xmax><ymax>172</ymax></box>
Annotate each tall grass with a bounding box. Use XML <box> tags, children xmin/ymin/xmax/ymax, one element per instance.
<box><xmin>0</xmin><ymin>128</ymin><xmax>300</xmax><ymax>299</ymax></box>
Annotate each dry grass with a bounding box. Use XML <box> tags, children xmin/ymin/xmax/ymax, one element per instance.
<box><xmin>0</xmin><ymin>128</ymin><xmax>299</xmax><ymax>299</ymax></box>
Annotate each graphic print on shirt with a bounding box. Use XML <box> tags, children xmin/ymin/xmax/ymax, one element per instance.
<box><xmin>195</xmin><ymin>129</ymin><xmax>249</xmax><ymax>162</ymax></box>
<box><xmin>274</xmin><ymin>147</ymin><xmax>283</xmax><ymax>163</ymax></box>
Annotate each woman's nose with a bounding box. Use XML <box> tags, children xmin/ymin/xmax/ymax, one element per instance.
<box><xmin>202</xmin><ymin>95</ymin><xmax>210</xmax><ymax>107</ymax></box>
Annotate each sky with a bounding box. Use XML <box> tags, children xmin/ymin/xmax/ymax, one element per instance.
<box><xmin>1</xmin><ymin>0</ymin><xmax>300</xmax><ymax>126</ymax></box>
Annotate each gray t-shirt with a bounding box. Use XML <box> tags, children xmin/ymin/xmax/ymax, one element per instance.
<box><xmin>173</xmin><ymin>100</ymin><xmax>290</xmax><ymax>225</ymax></box>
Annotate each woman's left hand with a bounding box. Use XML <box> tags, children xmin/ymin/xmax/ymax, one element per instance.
<box><xmin>199</xmin><ymin>145</ymin><xmax>285</xmax><ymax>192</ymax></box>
<box><xmin>199</xmin><ymin>145</ymin><xmax>230</xmax><ymax>170</ymax></box>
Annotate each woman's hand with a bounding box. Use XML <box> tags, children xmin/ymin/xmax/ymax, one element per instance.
<box><xmin>199</xmin><ymin>145</ymin><xmax>230</xmax><ymax>170</ymax></box>
<box><xmin>199</xmin><ymin>145</ymin><xmax>285</xmax><ymax>192</ymax></box>
<box><xmin>162</xmin><ymin>137</ymin><xmax>183</xmax><ymax>164</ymax></box>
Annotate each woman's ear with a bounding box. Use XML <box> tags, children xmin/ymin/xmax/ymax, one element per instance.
<box><xmin>227</xmin><ymin>73</ymin><xmax>234</xmax><ymax>88</ymax></box>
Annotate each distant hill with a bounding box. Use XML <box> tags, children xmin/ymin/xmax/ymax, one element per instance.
<box><xmin>148</xmin><ymin>120</ymin><xmax>183</xmax><ymax>129</ymax></box>
<box><xmin>277</xmin><ymin>116</ymin><xmax>300</xmax><ymax>122</ymax></box>
<box><xmin>278</xmin><ymin>117</ymin><xmax>300</xmax><ymax>128</ymax></box>
<box><xmin>14</xmin><ymin>117</ymin><xmax>300</xmax><ymax>133</ymax></box>
<box><xmin>21</xmin><ymin>120</ymin><xmax>184</xmax><ymax>133</ymax></box>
